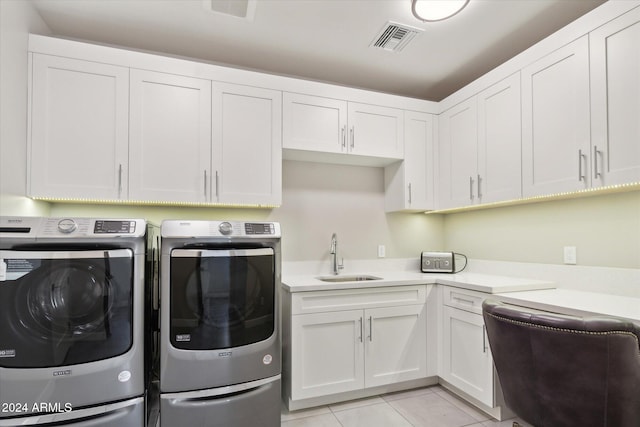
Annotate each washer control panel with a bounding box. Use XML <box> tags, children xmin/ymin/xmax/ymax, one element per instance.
<box><xmin>39</xmin><ymin>218</ymin><xmax>145</xmax><ymax>237</ymax></box>
<box><xmin>421</xmin><ymin>251</ymin><xmax>455</xmax><ymax>273</ymax></box>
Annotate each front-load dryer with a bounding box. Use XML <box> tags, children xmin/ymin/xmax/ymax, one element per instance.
<box><xmin>159</xmin><ymin>220</ymin><xmax>281</xmax><ymax>427</ymax></box>
<box><xmin>0</xmin><ymin>217</ymin><xmax>156</xmax><ymax>427</ymax></box>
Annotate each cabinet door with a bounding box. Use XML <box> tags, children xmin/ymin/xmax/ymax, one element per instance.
<box><xmin>290</xmin><ymin>310</ymin><xmax>364</xmax><ymax>400</ymax></box>
<box><xmin>385</xmin><ymin>112</ymin><xmax>434</xmax><ymax>212</ymax></box>
<box><xmin>477</xmin><ymin>73</ymin><xmax>522</xmax><ymax>203</ymax></box>
<box><xmin>212</xmin><ymin>83</ymin><xmax>282</xmax><ymax>206</ymax></box>
<box><xmin>282</xmin><ymin>93</ymin><xmax>347</xmax><ymax>154</ymax></box>
<box><xmin>29</xmin><ymin>54</ymin><xmax>129</xmax><ymax>200</ymax></box>
<box><xmin>522</xmin><ymin>36</ymin><xmax>591</xmax><ymax>197</ymax></box>
<box><xmin>441</xmin><ymin>306</ymin><xmax>493</xmax><ymax>407</ymax></box>
<box><xmin>438</xmin><ymin>98</ymin><xmax>478</xmax><ymax>208</ymax></box>
<box><xmin>348</xmin><ymin>103</ymin><xmax>404</xmax><ymax>159</ymax></box>
<box><xmin>590</xmin><ymin>7</ymin><xmax>640</xmax><ymax>187</ymax></box>
<box><xmin>364</xmin><ymin>304</ymin><xmax>427</xmax><ymax>388</ymax></box>
<box><xmin>129</xmin><ymin>69</ymin><xmax>211</xmax><ymax>203</ymax></box>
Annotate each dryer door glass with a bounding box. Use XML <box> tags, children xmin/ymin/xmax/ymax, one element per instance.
<box><xmin>170</xmin><ymin>248</ymin><xmax>275</xmax><ymax>350</ymax></box>
<box><xmin>0</xmin><ymin>249</ymin><xmax>133</xmax><ymax>368</ymax></box>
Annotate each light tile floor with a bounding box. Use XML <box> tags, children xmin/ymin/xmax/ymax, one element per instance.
<box><xmin>281</xmin><ymin>386</ymin><xmax>533</xmax><ymax>427</ymax></box>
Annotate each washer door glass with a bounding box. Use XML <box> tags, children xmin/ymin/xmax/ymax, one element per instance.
<box><xmin>0</xmin><ymin>249</ymin><xmax>133</xmax><ymax>368</ymax></box>
<box><xmin>170</xmin><ymin>248</ymin><xmax>275</xmax><ymax>350</ymax></box>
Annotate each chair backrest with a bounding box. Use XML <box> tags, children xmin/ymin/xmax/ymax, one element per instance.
<box><xmin>482</xmin><ymin>299</ymin><xmax>640</xmax><ymax>427</ymax></box>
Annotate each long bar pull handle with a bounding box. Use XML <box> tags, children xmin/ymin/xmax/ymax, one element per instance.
<box><xmin>477</xmin><ymin>174</ymin><xmax>482</xmax><ymax>200</ymax></box>
<box><xmin>578</xmin><ymin>149</ymin><xmax>586</xmax><ymax>181</ymax></box>
<box><xmin>469</xmin><ymin>176</ymin><xmax>475</xmax><ymax>201</ymax></box>
<box><xmin>350</xmin><ymin>126</ymin><xmax>355</xmax><ymax>150</ymax></box>
<box><xmin>117</xmin><ymin>164</ymin><xmax>123</xmax><ymax>198</ymax></box>
<box><xmin>359</xmin><ymin>317</ymin><xmax>363</xmax><ymax>342</ymax></box>
<box><xmin>408</xmin><ymin>183</ymin><xmax>412</xmax><ymax>204</ymax></box>
<box><xmin>215</xmin><ymin>171</ymin><xmax>220</xmax><ymax>198</ymax></box>
<box><xmin>482</xmin><ymin>324</ymin><xmax>487</xmax><ymax>353</ymax></box>
<box><xmin>594</xmin><ymin>146</ymin><xmax>602</xmax><ymax>179</ymax></box>
<box><xmin>453</xmin><ymin>296</ymin><xmax>475</xmax><ymax>306</ymax></box>
<box><xmin>369</xmin><ymin>316</ymin><xmax>373</xmax><ymax>342</ymax></box>
<box><xmin>204</xmin><ymin>170</ymin><xmax>208</xmax><ymax>200</ymax></box>
<box><xmin>341</xmin><ymin>126</ymin><xmax>346</xmax><ymax>150</ymax></box>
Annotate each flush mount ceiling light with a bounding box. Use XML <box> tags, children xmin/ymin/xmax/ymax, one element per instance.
<box><xmin>411</xmin><ymin>0</ymin><xmax>470</xmax><ymax>22</ymax></box>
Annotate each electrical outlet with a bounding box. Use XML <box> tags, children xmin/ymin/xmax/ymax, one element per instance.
<box><xmin>377</xmin><ymin>244</ymin><xmax>386</xmax><ymax>258</ymax></box>
<box><xmin>563</xmin><ymin>246</ymin><xmax>577</xmax><ymax>265</ymax></box>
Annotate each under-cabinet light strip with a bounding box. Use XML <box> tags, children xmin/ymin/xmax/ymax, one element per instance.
<box><xmin>29</xmin><ymin>196</ymin><xmax>280</xmax><ymax>209</ymax></box>
<box><xmin>425</xmin><ymin>181</ymin><xmax>640</xmax><ymax>214</ymax></box>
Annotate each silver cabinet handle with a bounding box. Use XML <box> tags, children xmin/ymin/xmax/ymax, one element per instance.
<box><xmin>117</xmin><ymin>164</ymin><xmax>123</xmax><ymax>198</ymax></box>
<box><xmin>368</xmin><ymin>316</ymin><xmax>373</xmax><ymax>342</ymax></box>
<box><xmin>350</xmin><ymin>126</ymin><xmax>355</xmax><ymax>150</ymax></box>
<box><xmin>215</xmin><ymin>171</ymin><xmax>219</xmax><ymax>198</ymax></box>
<box><xmin>594</xmin><ymin>145</ymin><xmax>602</xmax><ymax>179</ymax></box>
<box><xmin>477</xmin><ymin>174</ymin><xmax>482</xmax><ymax>200</ymax></box>
<box><xmin>453</xmin><ymin>295</ymin><xmax>475</xmax><ymax>306</ymax></box>
<box><xmin>408</xmin><ymin>183</ymin><xmax>412</xmax><ymax>204</ymax></box>
<box><xmin>469</xmin><ymin>176</ymin><xmax>475</xmax><ymax>201</ymax></box>
<box><xmin>204</xmin><ymin>170</ymin><xmax>208</xmax><ymax>200</ymax></box>
<box><xmin>482</xmin><ymin>324</ymin><xmax>488</xmax><ymax>353</ymax></box>
<box><xmin>578</xmin><ymin>149</ymin><xmax>586</xmax><ymax>181</ymax></box>
<box><xmin>359</xmin><ymin>317</ymin><xmax>363</xmax><ymax>342</ymax></box>
<box><xmin>341</xmin><ymin>126</ymin><xmax>346</xmax><ymax>150</ymax></box>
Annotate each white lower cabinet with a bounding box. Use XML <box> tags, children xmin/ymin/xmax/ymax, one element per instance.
<box><xmin>291</xmin><ymin>309</ymin><xmax>364</xmax><ymax>399</ymax></box>
<box><xmin>286</xmin><ymin>285</ymin><xmax>429</xmax><ymax>404</ymax></box>
<box><xmin>440</xmin><ymin>286</ymin><xmax>494</xmax><ymax>407</ymax></box>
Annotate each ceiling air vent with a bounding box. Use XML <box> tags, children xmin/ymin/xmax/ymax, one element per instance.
<box><xmin>371</xmin><ymin>22</ymin><xmax>423</xmax><ymax>52</ymax></box>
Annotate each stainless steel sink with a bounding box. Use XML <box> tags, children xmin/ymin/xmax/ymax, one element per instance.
<box><xmin>316</xmin><ymin>275</ymin><xmax>382</xmax><ymax>283</ymax></box>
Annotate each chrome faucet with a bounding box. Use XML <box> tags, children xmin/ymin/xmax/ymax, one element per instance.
<box><xmin>330</xmin><ymin>233</ymin><xmax>344</xmax><ymax>275</ymax></box>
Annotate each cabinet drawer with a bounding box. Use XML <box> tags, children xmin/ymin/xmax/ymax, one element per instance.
<box><xmin>292</xmin><ymin>285</ymin><xmax>427</xmax><ymax>315</ymax></box>
<box><xmin>443</xmin><ymin>287</ymin><xmax>487</xmax><ymax>315</ymax></box>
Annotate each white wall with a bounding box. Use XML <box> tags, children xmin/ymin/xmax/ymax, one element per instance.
<box><xmin>0</xmin><ymin>0</ymin><xmax>50</xmax><ymax>216</ymax></box>
<box><xmin>443</xmin><ymin>190</ymin><xmax>640</xmax><ymax>269</ymax></box>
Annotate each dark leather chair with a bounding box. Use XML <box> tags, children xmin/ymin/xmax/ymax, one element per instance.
<box><xmin>482</xmin><ymin>299</ymin><xmax>640</xmax><ymax>427</ymax></box>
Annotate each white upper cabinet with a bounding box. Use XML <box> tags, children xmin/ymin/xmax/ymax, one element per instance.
<box><xmin>477</xmin><ymin>73</ymin><xmax>522</xmax><ymax>203</ymax></box>
<box><xmin>212</xmin><ymin>83</ymin><xmax>282</xmax><ymax>206</ymax></box>
<box><xmin>438</xmin><ymin>97</ymin><xmax>478</xmax><ymax>209</ymax></box>
<box><xmin>29</xmin><ymin>54</ymin><xmax>129</xmax><ymax>200</ymax></box>
<box><xmin>438</xmin><ymin>73</ymin><xmax>521</xmax><ymax>209</ymax></box>
<box><xmin>347</xmin><ymin>102</ymin><xmax>404</xmax><ymax>159</ymax></box>
<box><xmin>522</xmin><ymin>36</ymin><xmax>591</xmax><ymax>197</ymax></box>
<box><xmin>385</xmin><ymin>111</ymin><xmax>434</xmax><ymax>212</ymax></box>
<box><xmin>590</xmin><ymin>7</ymin><xmax>640</xmax><ymax>187</ymax></box>
<box><xmin>282</xmin><ymin>93</ymin><xmax>347</xmax><ymax>154</ymax></box>
<box><xmin>129</xmin><ymin>69</ymin><xmax>212</xmax><ymax>203</ymax></box>
<box><xmin>283</xmin><ymin>93</ymin><xmax>404</xmax><ymax>165</ymax></box>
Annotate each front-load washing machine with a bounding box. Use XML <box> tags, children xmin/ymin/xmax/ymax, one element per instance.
<box><xmin>159</xmin><ymin>220</ymin><xmax>281</xmax><ymax>427</ymax></box>
<box><xmin>0</xmin><ymin>216</ymin><xmax>157</xmax><ymax>427</ymax></box>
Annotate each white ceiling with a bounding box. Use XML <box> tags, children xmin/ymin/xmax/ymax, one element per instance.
<box><xmin>30</xmin><ymin>0</ymin><xmax>606</xmax><ymax>101</ymax></box>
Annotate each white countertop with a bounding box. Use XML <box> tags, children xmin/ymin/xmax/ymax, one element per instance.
<box><xmin>493</xmin><ymin>288</ymin><xmax>640</xmax><ymax>322</ymax></box>
<box><xmin>282</xmin><ymin>271</ymin><xmax>555</xmax><ymax>294</ymax></box>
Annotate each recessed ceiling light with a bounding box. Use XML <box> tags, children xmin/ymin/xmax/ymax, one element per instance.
<box><xmin>411</xmin><ymin>0</ymin><xmax>469</xmax><ymax>22</ymax></box>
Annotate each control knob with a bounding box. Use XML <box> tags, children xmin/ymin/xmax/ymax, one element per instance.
<box><xmin>218</xmin><ymin>221</ymin><xmax>233</xmax><ymax>235</ymax></box>
<box><xmin>57</xmin><ymin>218</ymin><xmax>77</xmax><ymax>234</ymax></box>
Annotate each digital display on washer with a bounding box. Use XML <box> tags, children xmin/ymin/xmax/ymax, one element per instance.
<box><xmin>94</xmin><ymin>220</ymin><xmax>136</xmax><ymax>234</ymax></box>
<box><xmin>244</xmin><ymin>223</ymin><xmax>274</xmax><ymax>235</ymax></box>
